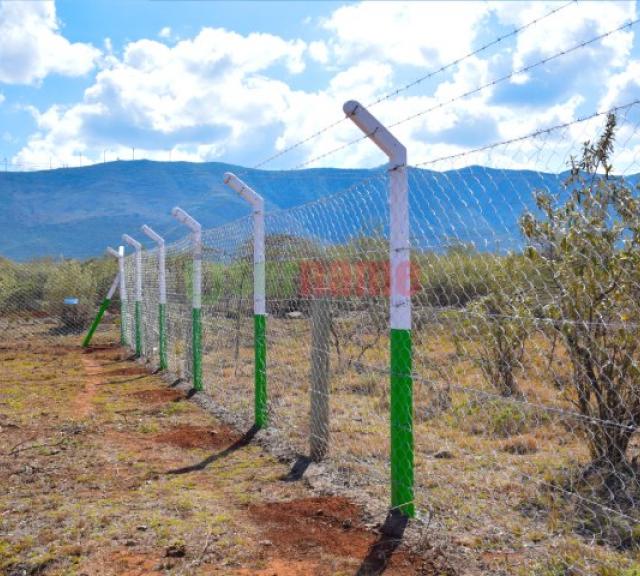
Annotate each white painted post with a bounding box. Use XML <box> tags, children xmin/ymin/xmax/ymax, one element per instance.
<box><xmin>122</xmin><ymin>234</ymin><xmax>143</xmax><ymax>357</ymax></box>
<box><xmin>141</xmin><ymin>224</ymin><xmax>168</xmax><ymax>370</ymax></box>
<box><xmin>223</xmin><ymin>172</ymin><xmax>267</xmax><ymax>428</ymax></box>
<box><xmin>171</xmin><ymin>207</ymin><xmax>203</xmax><ymax>391</ymax></box>
<box><xmin>107</xmin><ymin>245</ymin><xmax>128</xmax><ymax>345</ymax></box>
<box><xmin>343</xmin><ymin>100</ymin><xmax>414</xmax><ymax>518</ymax></box>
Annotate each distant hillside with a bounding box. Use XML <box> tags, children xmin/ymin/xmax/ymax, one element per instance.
<box><xmin>1</xmin><ymin>160</ymin><xmax>633</xmax><ymax>261</ymax></box>
<box><xmin>0</xmin><ymin>160</ymin><xmax>379</xmax><ymax>260</ymax></box>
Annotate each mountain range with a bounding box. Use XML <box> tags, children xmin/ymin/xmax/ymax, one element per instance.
<box><xmin>1</xmin><ymin>159</ymin><xmax>632</xmax><ymax>261</ymax></box>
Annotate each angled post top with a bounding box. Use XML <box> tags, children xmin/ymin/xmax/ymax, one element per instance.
<box><xmin>343</xmin><ymin>100</ymin><xmax>406</xmax><ymax>168</ymax></box>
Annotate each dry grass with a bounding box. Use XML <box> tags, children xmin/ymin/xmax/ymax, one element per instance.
<box><xmin>171</xmin><ymin>314</ymin><xmax>640</xmax><ymax>575</ymax></box>
<box><xmin>0</xmin><ymin>321</ymin><xmax>451</xmax><ymax>576</ymax></box>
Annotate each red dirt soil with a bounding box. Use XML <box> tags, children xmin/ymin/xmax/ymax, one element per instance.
<box><xmin>248</xmin><ymin>497</ymin><xmax>453</xmax><ymax>576</ymax></box>
<box><xmin>76</xmin><ymin>355</ymin><xmax>102</xmax><ymax>417</ymax></box>
<box><xmin>83</xmin><ymin>550</ymin><xmax>163</xmax><ymax>576</ymax></box>
<box><xmin>153</xmin><ymin>425</ymin><xmax>240</xmax><ymax>449</ymax></box>
<box><xmin>250</xmin><ymin>496</ymin><xmax>373</xmax><ymax>558</ymax></box>
<box><xmin>101</xmin><ymin>365</ymin><xmax>151</xmax><ymax>378</ymax></box>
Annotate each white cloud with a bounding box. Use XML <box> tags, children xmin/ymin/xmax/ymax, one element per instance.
<box><xmin>0</xmin><ymin>92</ymin><xmax>4</xmax><ymax>105</ymax></box>
<box><xmin>13</xmin><ymin>27</ymin><xmax>308</xmax><ymax>166</ymax></box>
<box><xmin>600</xmin><ymin>59</ymin><xmax>640</xmax><ymax>110</ymax></box>
<box><xmin>159</xmin><ymin>26</ymin><xmax>172</xmax><ymax>39</ymax></box>
<box><xmin>322</xmin><ymin>1</ymin><xmax>490</xmax><ymax>67</ymax></box>
<box><xmin>0</xmin><ymin>0</ymin><xmax>100</xmax><ymax>85</ymax></box>
<box><xmin>308</xmin><ymin>40</ymin><xmax>328</xmax><ymax>65</ymax></box>
<box><xmin>495</xmin><ymin>1</ymin><xmax>635</xmax><ymax>72</ymax></box>
<box><xmin>11</xmin><ymin>1</ymin><xmax>640</xmax><ymax>175</ymax></box>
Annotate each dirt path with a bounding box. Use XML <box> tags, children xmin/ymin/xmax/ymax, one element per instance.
<box><xmin>75</xmin><ymin>353</ymin><xmax>103</xmax><ymax>418</ymax></box>
<box><xmin>0</xmin><ymin>331</ymin><xmax>456</xmax><ymax>576</ymax></box>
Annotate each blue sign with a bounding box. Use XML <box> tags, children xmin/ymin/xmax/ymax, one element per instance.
<box><xmin>64</xmin><ymin>298</ymin><xmax>79</xmax><ymax>305</ymax></box>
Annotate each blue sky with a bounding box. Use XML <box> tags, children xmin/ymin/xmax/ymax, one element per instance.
<box><xmin>1</xmin><ymin>1</ymin><xmax>639</xmax><ymax>172</ymax></box>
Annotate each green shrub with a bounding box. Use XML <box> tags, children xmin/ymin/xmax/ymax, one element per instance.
<box><xmin>449</xmin><ymin>397</ymin><xmax>543</xmax><ymax>438</ymax></box>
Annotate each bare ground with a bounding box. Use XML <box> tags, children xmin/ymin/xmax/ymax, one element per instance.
<box><xmin>0</xmin><ymin>331</ymin><xmax>455</xmax><ymax>576</ymax></box>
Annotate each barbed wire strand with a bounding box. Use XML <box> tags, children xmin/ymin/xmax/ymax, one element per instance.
<box><xmin>292</xmin><ymin>17</ymin><xmax>640</xmax><ymax>170</ymax></box>
<box><xmin>250</xmin><ymin>0</ymin><xmax>578</xmax><ymax>170</ymax></box>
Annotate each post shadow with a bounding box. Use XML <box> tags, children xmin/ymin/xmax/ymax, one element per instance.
<box><xmin>165</xmin><ymin>424</ymin><xmax>259</xmax><ymax>475</ymax></box>
<box><xmin>280</xmin><ymin>455</ymin><xmax>312</xmax><ymax>482</ymax></box>
<box><xmin>102</xmin><ymin>374</ymin><xmax>149</xmax><ymax>386</ymax></box>
<box><xmin>355</xmin><ymin>510</ymin><xmax>409</xmax><ymax>576</ymax></box>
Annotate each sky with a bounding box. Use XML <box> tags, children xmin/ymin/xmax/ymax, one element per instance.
<box><xmin>1</xmin><ymin>0</ymin><xmax>640</xmax><ymax>172</ymax></box>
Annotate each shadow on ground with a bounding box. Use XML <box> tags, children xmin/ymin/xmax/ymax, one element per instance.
<box><xmin>165</xmin><ymin>424</ymin><xmax>259</xmax><ymax>475</ymax></box>
<box><xmin>356</xmin><ymin>511</ymin><xmax>409</xmax><ymax>576</ymax></box>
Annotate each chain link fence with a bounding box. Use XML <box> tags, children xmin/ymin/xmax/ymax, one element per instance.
<box><xmin>0</xmin><ymin>257</ymin><xmax>118</xmax><ymax>344</ymax></box>
<box><xmin>2</xmin><ymin>101</ymin><xmax>640</xmax><ymax>574</ymax></box>
<box><xmin>115</xmin><ymin>102</ymin><xmax>640</xmax><ymax>574</ymax></box>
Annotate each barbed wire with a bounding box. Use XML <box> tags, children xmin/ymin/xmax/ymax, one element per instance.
<box><xmin>251</xmin><ymin>0</ymin><xmax>577</xmax><ymax>170</ymax></box>
<box><xmin>293</xmin><ymin>17</ymin><xmax>640</xmax><ymax>170</ymax></box>
<box><xmin>411</xmin><ymin>97</ymin><xmax>640</xmax><ymax>168</ymax></box>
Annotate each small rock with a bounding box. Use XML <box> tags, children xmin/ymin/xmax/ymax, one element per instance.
<box><xmin>259</xmin><ymin>539</ymin><xmax>272</xmax><ymax>546</ymax></box>
<box><xmin>285</xmin><ymin>311</ymin><xmax>303</xmax><ymax>319</ymax></box>
<box><xmin>136</xmin><ymin>525</ymin><xmax>148</xmax><ymax>532</ymax></box>
<box><xmin>433</xmin><ymin>450</ymin><xmax>454</xmax><ymax>459</ymax></box>
<box><xmin>125</xmin><ymin>540</ymin><xmax>136</xmax><ymax>547</ymax></box>
<box><xmin>165</xmin><ymin>543</ymin><xmax>186</xmax><ymax>558</ymax></box>
<box><xmin>342</xmin><ymin>519</ymin><xmax>352</xmax><ymax>530</ymax></box>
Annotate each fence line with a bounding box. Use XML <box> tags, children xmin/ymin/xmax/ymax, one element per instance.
<box><xmin>3</xmin><ymin>89</ymin><xmax>640</xmax><ymax>573</ymax></box>
<box><xmin>108</xmin><ymin>96</ymin><xmax>640</xmax><ymax>574</ymax></box>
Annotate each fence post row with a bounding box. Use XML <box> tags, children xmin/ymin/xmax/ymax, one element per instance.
<box><xmin>344</xmin><ymin>100</ymin><xmax>415</xmax><ymax>518</ymax></box>
<box><xmin>107</xmin><ymin>246</ymin><xmax>128</xmax><ymax>346</ymax></box>
<box><xmin>171</xmin><ymin>207</ymin><xmax>203</xmax><ymax>392</ymax></box>
<box><xmin>223</xmin><ymin>172</ymin><xmax>268</xmax><ymax>429</ymax></box>
<box><xmin>141</xmin><ymin>225</ymin><xmax>168</xmax><ymax>371</ymax></box>
<box><xmin>122</xmin><ymin>234</ymin><xmax>143</xmax><ymax>357</ymax></box>
<box><xmin>82</xmin><ymin>272</ymin><xmax>120</xmax><ymax>348</ymax></box>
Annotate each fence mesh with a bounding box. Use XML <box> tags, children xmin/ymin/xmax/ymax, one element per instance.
<box><xmin>2</xmin><ymin>101</ymin><xmax>640</xmax><ymax>573</ymax></box>
<box><xmin>116</xmin><ymin>102</ymin><xmax>640</xmax><ymax>574</ymax></box>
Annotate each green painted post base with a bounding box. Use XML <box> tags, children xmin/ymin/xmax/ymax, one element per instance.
<box><xmin>254</xmin><ymin>314</ymin><xmax>267</xmax><ymax>428</ymax></box>
<box><xmin>390</xmin><ymin>328</ymin><xmax>415</xmax><ymax>518</ymax></box>
<box><xmin>158</xmin><ymin>303</ymin><xmax>167</xmax><ymax>370</ymax></box>
<box><xmin>120</xmin><ymin>302</ymin><xmax>127</xmax><ymax>346</ymax></box>
<box><xmin>192</xmin><ymin>307</ymin><xmax>202</xmax><ymax>391</ymax></box>
<box><xmin>135</xmin><ymin>301</ymin><xmax>142</xmax><ymax>357</ymax></box>
<box><xmin>82</xmin><ymin>298</ymin><xmax>111</xmax><ymax>348</ymax></box>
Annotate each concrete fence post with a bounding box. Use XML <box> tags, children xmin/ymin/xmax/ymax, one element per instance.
<box><xmin>171</xmin><ymin>207</ymin><xmax>203</xmax><ymax>391</ymax></box>
<box><xmin>122</xmin><ymin>234</ymin><xmax>143</xmax><ymax>358</ymax></box>
<box><xmin>141</xmin><ymin>224</ymin><xmax>168</xmax><ymax>370</ymax></box>
<box><xmin>82</xmin><ymin>272</ymin><xmax>120</xmax><ymax>348</ymax></box>
<box><xmin>344</xmin><ymin>100</ymin><xmax>414</xmax><ymax>518</ymax></box>
<box><xmin>310</xmin><ymin>291</ymin><xmax>331</xmax><ymax>462</ymax></box>
<box><xmin>223</xmin><ymin>172</ymin><xmax>268</xmax><ymax>428</ymax></box>
<box><xmin>107</xmin><ymin>246</ymin><xmax>128</xmax><ymax>346</ymax></box>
